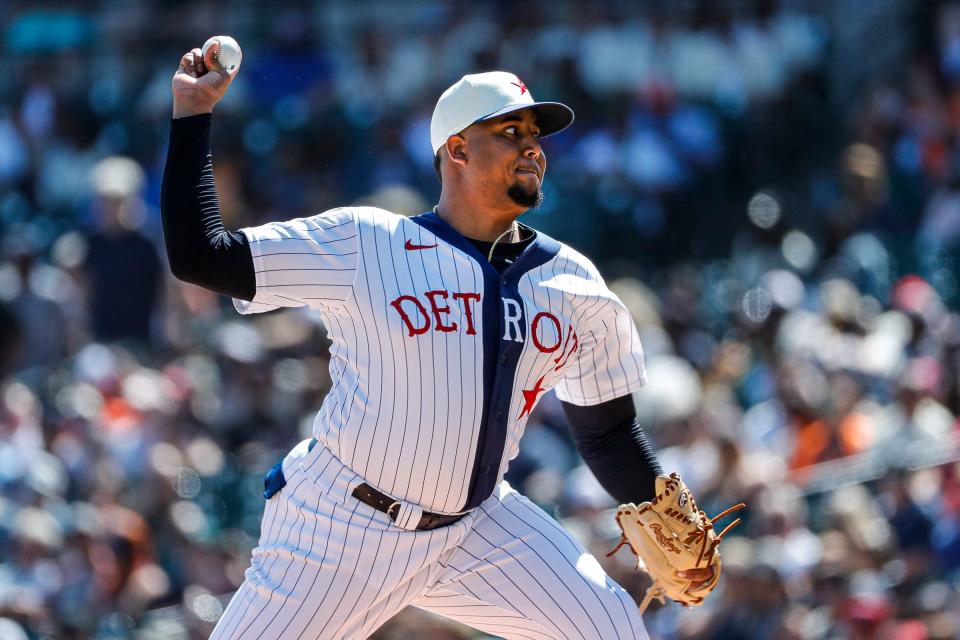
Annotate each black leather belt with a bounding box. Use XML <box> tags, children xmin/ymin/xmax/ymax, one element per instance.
<box><xmin>351</xmin><ymin>483</ymin><xmax>468</xmax><ymax>530</ymax></box>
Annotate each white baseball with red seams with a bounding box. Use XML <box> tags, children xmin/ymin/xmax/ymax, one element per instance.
<box><xmin>202</xmin><ymin>35</ymin><xmax>241</xmax><ymax>75</ymax></box>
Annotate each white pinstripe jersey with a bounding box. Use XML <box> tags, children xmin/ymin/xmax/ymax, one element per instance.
<box><xmin>234</xmin><ymin>207</ymin><xmax>646</xmax><ymax>514</ymax></box>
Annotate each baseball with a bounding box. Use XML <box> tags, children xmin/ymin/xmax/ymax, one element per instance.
<box><xmin>202</xmin><ymin>35</ymin><xmax>241</xmax><ymax>75</ymax></box>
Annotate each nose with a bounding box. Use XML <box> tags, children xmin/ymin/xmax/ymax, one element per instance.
<box><xmin>522</xmin><ymin>135</ymin><xmax>542</xmax><ymax>160</ymax></box>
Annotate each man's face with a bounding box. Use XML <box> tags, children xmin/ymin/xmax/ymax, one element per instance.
<box><xmin>460</xmin><ymin>109</ymin><xmax>546</xmax><ymax>209</ymax></box>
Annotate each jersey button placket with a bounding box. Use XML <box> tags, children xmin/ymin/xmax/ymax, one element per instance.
<box><xmin>496</xmin><ymin>278</ymin><xmax>519</xmax><ymax>424</ymax></box>
<box><xmin>496</xmin><ymin>278</ymin><xmax>513</xmax><ymax>370</ymax></box>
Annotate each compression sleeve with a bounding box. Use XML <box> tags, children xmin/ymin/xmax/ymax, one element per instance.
<box><xmin>160</xmin><ymin>113</ymin><xmax>256</xmax><ymax>300</ymax></box>
<box><xmin>561</xmin><ymin>394</ymin><xmax>663</xmax><ymax>504</ymax></box>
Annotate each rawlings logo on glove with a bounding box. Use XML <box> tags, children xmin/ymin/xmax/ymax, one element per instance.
<box><xmin>649</xmin><ymin>524</ymin><xmax>681</xmax><ymax>553</ymax></box>
<box><xmin>608</xmin><ymin>473</ymin><xmax>746</xmax><ymax>612</ymax></box>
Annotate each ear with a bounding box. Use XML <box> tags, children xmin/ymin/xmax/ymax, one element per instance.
<box><xmin>444</xmin><ymin>135</ymin><xmax>467</xmax><ymax>167</ymax></box>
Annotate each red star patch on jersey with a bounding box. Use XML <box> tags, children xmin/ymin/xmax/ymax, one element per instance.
<box><xmin>511</xmin><ymin>80</ymin><xmax>528</xmax><ymax>95</ymax></box>
<box><xmin>518</xmin><ymin>375</ymin><xmax>547</xmax><ymax>420</ymax></box>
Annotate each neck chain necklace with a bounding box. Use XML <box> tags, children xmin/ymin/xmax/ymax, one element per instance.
<box><xmin>433</xmin><ymin>205</ymin><xmax>519</xmax><ymax>263</ymax></box>
<box><xmin>487</xmin><ymin>223</ymin><xmax>519</xmax><ymax>261</ymax></box>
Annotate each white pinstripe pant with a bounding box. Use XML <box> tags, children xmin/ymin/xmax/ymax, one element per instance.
<box><xmin>211</xmin><ymin>441</ymin><xmax>648</xmax><ymax>640</ymax></box>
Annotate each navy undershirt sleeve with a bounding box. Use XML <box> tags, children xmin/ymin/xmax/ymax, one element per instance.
<box><xmin>561</xmin><ymin>394</ymin><xmax>663</xmax><ymax>504</ymax></box>
<box><xmin>160</xmin><ymin>113</ymin><xmax>256</xmax><ymax>301</ymax></box>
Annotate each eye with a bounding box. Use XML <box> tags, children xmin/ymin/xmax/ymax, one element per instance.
<box><xmin>503</xmin><ymin>125</ymin><xmax>541</xmax><ymax>139</ymax></box>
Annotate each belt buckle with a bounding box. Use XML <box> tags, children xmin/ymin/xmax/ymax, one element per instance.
<box><xmin>387</xmin><ymin>501</ymin><xmax>401</xmax><ymax>521</ymax></box>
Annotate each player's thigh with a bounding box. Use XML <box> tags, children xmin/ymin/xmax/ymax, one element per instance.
<box><xmin>210</xmin><ymin>444</ymin><xmax>456</xmax><ymax>640</ymax></box>
<box><xmin>208</xmin><ymin>481</ymin><xmax>384</xmax><ymax>639</ymax></box>
<box><xmin>414</xmin><ymin>485</ymin><xmax>648</xmax><ymax>640</ymax></box>
<box><xmin>213</xmin><ymin>555</ymin><xmax>432</xmax><ymax>640</ymax></box>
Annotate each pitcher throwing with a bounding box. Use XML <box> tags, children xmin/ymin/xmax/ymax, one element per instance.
<box><xmin>161</xmin><ymin>40</ymin><xmax>740</xmax><ymax>640</ymax></box>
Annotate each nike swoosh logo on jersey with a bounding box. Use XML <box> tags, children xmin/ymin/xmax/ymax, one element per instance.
<box><xmin>405</xmin><ymin>240</ymin><xmax>438</xmax><ymax>251</ymax></box>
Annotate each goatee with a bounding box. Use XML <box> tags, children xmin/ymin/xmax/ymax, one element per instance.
<box><xmin>507</xmin><ymin>182</ymin><xmax>544</xmax><ymax>209</ymax></box>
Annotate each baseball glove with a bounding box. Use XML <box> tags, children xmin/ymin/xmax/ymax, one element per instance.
<box><xmin>607</xmin><ymin>473</ymin><xmax>745</xmax><ymax>612</ymax></box>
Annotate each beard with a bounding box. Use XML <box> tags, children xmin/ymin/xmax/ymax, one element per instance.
<box><xmin>507</xmin><ymin>180</ymin><xmax>544</xmax><ymax>209</ymax></box>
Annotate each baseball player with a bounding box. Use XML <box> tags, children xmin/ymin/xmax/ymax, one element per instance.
<box><xmin>161</xmin><ymin>44</ymin><xmax>729</xmax><ymax>639</ymax></box>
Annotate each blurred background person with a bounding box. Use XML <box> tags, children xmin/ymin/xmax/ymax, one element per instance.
<box><xmin>81</xmin><ymin>156</ymin><xmax>162</xmax><ymax>347</ymax></box>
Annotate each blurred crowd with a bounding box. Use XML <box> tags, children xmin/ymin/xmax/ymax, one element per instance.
<box><xmin>1</xmin><ymin>0</ymin><xmax>960</xmax><ymax>638</ymax></box>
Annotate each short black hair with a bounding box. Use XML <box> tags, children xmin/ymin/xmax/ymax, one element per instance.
<box><xmin>434</xmin><ymin>151</ymin><xmax>442</xmax><ymax>184</ymax></box>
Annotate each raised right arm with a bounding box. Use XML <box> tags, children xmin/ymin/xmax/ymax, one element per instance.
<box><xmin>161</xmin><ymin>113</ymin><xmax>255</xmax><ymax>300</ymax></box>
<box><xmin>160</xmin><ymin>44</ymin><xmax>255</xmax><ymax>300</ymax></box>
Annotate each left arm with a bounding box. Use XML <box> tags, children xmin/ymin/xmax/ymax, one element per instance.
<box><xmin>554</xmin><ymin>272</ymin><xmax>742</xmax><ymax>607</ymax></box>
<box><xmin>561</xmin><ymin>394</ymin><xmax>662</xmax><ymax>504</ymax></box>
<box><xmin>552</xmin><ymin>279</ymin><xmax>655</xmax><ymax>502</ymax></box>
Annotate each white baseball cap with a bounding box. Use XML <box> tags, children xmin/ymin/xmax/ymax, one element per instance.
<box><xmin>430</xmin><ymin>71</ymin><xmax>574</xmax><ymax>155</ymax></box>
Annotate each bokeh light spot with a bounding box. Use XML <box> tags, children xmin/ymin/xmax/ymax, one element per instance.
<box><xmin>782</xmin><ymin>230</ymin><xmax>818</xmax><ymax>271</ymax></box>
<box><xmin>174</xmin><ymin>467</ymin><xmax>201</xmax><ymax>499</ymax></box>
<box><xmin>742</xmin><ymin>287</ymin><xmax>773</xmax><ymax>323</ymax></box>
<box><xmin>747</xmin><ymin>191</ymin><xmax>781</xmax><ymax>229</ymax></box>
<box><xmin>192</xmin><ymin>593</ymin><xmax>223</xmax><ymax>622</ymax></box>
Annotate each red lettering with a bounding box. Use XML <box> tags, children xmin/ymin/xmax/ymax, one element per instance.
<box><xmin>531</xmin><ymin>312</ymin><xmax>562</xmax><ymax>353</ymax></box>
<box><xmin>554</xmin><ymin>328</ymin><xmax>575</xmax><ymax>365</ymax></box>
<box><xmin>453</xmin><ymin>292</ymin><xmax>481</xmax><ymax>335</ymax></box>
<box><xmin>390</xmin><ymin>295</ymin><xmax>430</xmax><ymax>336</ymax></box>
<box><xmin>425</xmin><ymin>290</ymin><xmax>457</xmax><ymax>333</ymax></box>
<box><xmin>553</xmin><ymin>331</ymin><xmax>579</xmax><ymax>370</ymax></box>
<box><xmin>390</xmin><ymin>290</ymin><xmax>481</xmax><ymax>338</ymax></box>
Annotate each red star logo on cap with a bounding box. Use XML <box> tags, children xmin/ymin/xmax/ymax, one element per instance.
<box><xmin>518</xmin><ymin>375</ymin><xmax>547</xmax><ymax>420</ymax></box>
<box><xmin>511</xmin><ymin>80</ymin><xmax>528</xmax><ymax>95</ymax></box>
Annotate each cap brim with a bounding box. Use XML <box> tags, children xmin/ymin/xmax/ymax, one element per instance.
<box><xmin>475</xmin><ymin>101</ymin><xmax>575</xmax><ymax>138</ymax></box>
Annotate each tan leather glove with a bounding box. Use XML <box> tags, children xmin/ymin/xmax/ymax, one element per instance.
<box><xmin>608</xmin><ymin>473</ymin><xmax>745</xmax><ymax>612</ymax></box>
